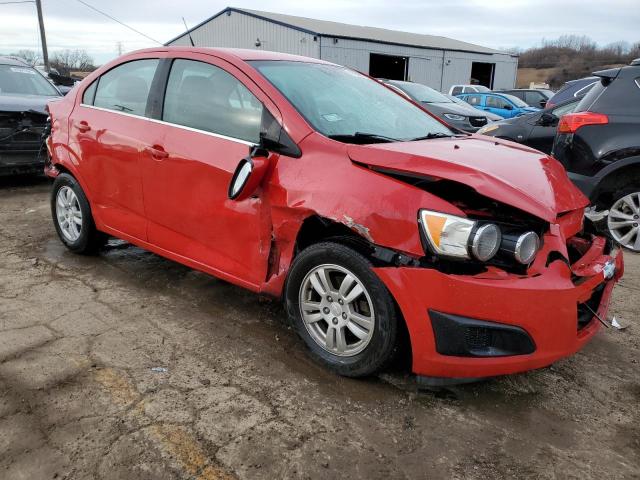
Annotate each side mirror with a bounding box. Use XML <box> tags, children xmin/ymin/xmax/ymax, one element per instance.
<box><xmin>228</xmin><ymin>147</ymin><xmax>270</xmax><ymax>201</ymax></box>
<box><xmin>503</xmin><ymin>104</ymin><xmax>513</xmax><ymax>110</ymax></box>
<box><xmin>539</xmin><ymin>100</ymin><xmax>547</xmax><ymax>108</ymax></box>
<box><xmin>537</xmin><ymin>112</ymin><xmax>558</xmax><ymax>126</ymax></box>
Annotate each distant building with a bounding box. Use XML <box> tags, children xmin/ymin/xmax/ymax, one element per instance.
<box><xmin>166</xmin><ymin>7</ymin><xmax>518</xmax><ymax>92</ymax></box>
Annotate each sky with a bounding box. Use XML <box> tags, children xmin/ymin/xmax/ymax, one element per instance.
<box><xmin>0</xmin><ymin>0</ymin><xmax>638</xmax><ymax>65</ymax></box>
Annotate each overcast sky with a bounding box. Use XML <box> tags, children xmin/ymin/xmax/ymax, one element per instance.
<box><xmin>1</xmin><ymin>0</ymin><xmax>638</xmax><ymax>65</ymax></box>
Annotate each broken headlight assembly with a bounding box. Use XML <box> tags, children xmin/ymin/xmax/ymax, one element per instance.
<box><xmin>419</xmin><ymin>210</ymin><xmax>540</xmax><ymax>265</ymax></box>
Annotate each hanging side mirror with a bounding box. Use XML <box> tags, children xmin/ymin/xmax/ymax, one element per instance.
<box><xmin>537</xmin><ymin>112</ymin><xmax>558</xmax><ymax>127</ymax></box>
<box><xmin>228</xmin><ymin>147</ymin><xmax>270</xmax><ymax>201</ymax></box>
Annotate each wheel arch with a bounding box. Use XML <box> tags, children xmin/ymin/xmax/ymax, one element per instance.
<box><xmin>592</xmin><ymin>157</ymin><xmax>640</xmax><ymax>207</ymax></box>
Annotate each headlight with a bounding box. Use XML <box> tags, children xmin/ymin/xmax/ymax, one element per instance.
<box><xmin>471</xmin><ymin>224</ymin><xmax>502</xmax><ymax>261</ymax></box>
<box><xmin>419</xmin><ymin>210</ymin><xmax>500</xmax><ymax>261</ymax></box>
<box><xmin>478</xmin><ymin>124</ymin><xmax>499</xmax><ymax>135</ymax></box>
<box><xmin>443</xmin><ymin>113</ymin><xmax>466</xmax><ymax>121</ymax></box>
<box><xmin>502</xmin><ymin>231</ymin><xmax>540</xmax><ymax>264</ymax></box>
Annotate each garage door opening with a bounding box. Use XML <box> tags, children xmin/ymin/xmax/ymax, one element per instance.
<box><xmin>369</xmin><ymin>53</ymin><xmax>408</xmax><ymax>80</ymax></box>
<box><xmin>470</xmin><ymin>62</ymin><xmax>495</xmax><ymax>89</ymax></box>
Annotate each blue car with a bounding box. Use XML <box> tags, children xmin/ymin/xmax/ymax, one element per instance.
<box><xmin>456</xmin><ymin>92</ymin><xmax>540</xmax><ymax>118</ymax></box>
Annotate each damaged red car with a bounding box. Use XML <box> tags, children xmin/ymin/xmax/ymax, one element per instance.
<box><xmin>45</xmin><ymin>48</ymin><xmax>623</xmax><ymax>384</ymax></box>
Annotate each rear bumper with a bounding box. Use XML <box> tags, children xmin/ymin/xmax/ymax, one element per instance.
<box><xmin>374</xmin><ymin>238</ymin><xmax>623</xmax><ymax>379</ymax></box>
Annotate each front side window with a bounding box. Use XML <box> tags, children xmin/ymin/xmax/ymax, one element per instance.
<box><xmin>486</xmin><ymin>95</ymin><xmax>509</xmax><ymax>109</ymax></box>
<box><xmin>93</xmin><ymin>59</ymin><xmax>158</xmax><ymax>117</ymax></box>
<box><xmin>0</xmin><ymin>64</ymin><xmax>60</xmax><ymax>97</ymax></box>
<box><xmin>163</xmin><ymin>59</ymin><xmax>263</xmax><ymax>143</ymax></box>
<box><xmin>251</xmin><ymin>61</ymin><xmax>452</xmax><ymax>142</ymax></box>
<box><xmin>524</xmin><ymin>91</ymin><xmax>542</xmax><ymax>105</ymax></box>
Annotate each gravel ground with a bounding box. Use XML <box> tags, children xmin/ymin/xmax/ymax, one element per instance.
<box><xmin>1</xmin><ymin>176</ymin><xmax>639</xmax><ymax>480</ymax></box>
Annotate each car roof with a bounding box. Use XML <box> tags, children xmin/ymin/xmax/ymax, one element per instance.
<box><xmin>129</xmin><ymin>47</ymin><xmax>332</xmax><ymax>64</ymax></box>
<box><xmin>0</xmin><ymin>56</ymin><xmax>31</xmax><ymax>67</ymax></box>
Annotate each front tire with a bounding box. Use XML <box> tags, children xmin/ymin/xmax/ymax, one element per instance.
<box><xmin>285</xmin><ymin>242</ymin><xmax>398</xmax><ymax>377</ymax></box>
<box><xmin>51</xmin><ymin>173</ymin><xmax>105</xmax><ymax>254</ymax></box>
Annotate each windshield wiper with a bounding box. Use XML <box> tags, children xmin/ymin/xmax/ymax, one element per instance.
<box><xmin>410</xmin><ymin>132</ymin><xmax>455</xmax><ymax>141</ymax></box>
<box><xmin>328</xmin><ymin>132</ymin><xmax>400</xmax><ymax>144</ymax></box>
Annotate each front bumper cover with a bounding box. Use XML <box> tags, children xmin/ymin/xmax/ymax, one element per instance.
<box><xmin>374</xmin><ymin>235</ymin><xmax>623</xmax><ymax>380</ymax></box>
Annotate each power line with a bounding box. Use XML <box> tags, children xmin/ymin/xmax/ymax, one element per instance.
<box><xmin>0</xmin><ymin>1</ymin><xmax>35</xmax><ymax>4</ymax></box>
<box><xmin>74</xmin><ymin>0</ymin><xmax>162</xmax><ymax>45</ymax></box>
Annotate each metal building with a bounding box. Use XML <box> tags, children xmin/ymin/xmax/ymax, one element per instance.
<box><xmin>166</xmin><ymin>7</ymin><xmax>518</xmax><ymax>92</ymax></box>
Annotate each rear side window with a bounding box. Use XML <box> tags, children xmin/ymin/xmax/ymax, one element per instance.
<box><xmin>451</xmin><ymin>86</ymin><xmax>462</xmax><ymax>95</ymax></box>
<box><xmin>162</xmin><ymin>59</ymin><xmax>263</xmax><ymax>143</ymax></box>
<box><xmin>93</xmin><ymin>59</ymin><xmax>159</xmax><ymax>117</ymax></box>
<box><xmin>575</xmin><ymin>81</ymin><xmax>606</xmax><ymax>112</ymax></box>
<box><xmin>466</xmin><ymin>94</ymin><xmax>482</xmax><ymax>105</ymax></box>
<box><xmin>82</xmin><ymin>79</ymin><xmax>97</xmax><ymax>105</ymax></box>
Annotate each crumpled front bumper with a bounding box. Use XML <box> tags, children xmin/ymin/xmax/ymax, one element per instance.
<box><xmin>374</xmin><ymin>234</ymin><xmax>623</xmax><ymax>380</ymax></box>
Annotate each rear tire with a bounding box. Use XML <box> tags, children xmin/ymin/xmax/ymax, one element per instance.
<box><xmin>51</xmin><ymin>173</ymin><xmax>105</xmax><ymax>254</ymax></box>
<box><xmin>285</xmin><ymin>242</ymin><xmax>398</xmax><ymax>377</ymax></box>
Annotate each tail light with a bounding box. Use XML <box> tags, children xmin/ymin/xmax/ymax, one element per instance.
<box><xmin>558</xmin><ymin>112</ymin><xmax>608</xmax><ymax>134</ymax></box>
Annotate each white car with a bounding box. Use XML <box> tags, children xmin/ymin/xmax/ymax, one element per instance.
<box><xmin>448</xmin><ymin>84</ymin><xmax>491</xmax><ymax>95</ymax></box>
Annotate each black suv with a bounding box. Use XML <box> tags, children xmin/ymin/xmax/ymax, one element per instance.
<box><xmin>552</xmin><ymin>59</ymin><xmax>640</xmax><ymax>251</ymax></box>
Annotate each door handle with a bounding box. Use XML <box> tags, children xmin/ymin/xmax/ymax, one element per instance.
<box><xmin>76</xmin><ymin>120</ymin><xmax>91</xmax><ymax>133</ymax></box>
<box><xmin>144</xmin><ymin>145</ymin><xmax>169</xmax><ymax>160</ymax></box>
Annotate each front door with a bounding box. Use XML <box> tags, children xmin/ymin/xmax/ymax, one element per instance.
<box><xmin>141</xmin><ymin>57</ymin><xmax>274</xmax><ymax>288</ymax></box>
<box><xmin>69</xmin><ymin>57</ymin><xmax>160</xmax><ymax>240</ymax></box>
<box><xmin>485</xmin><ymin>95</ymin><xmax>515</xmax><ymax>118</ymax></box>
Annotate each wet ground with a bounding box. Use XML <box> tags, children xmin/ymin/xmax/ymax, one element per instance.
<box><xmin>0</xmin><ymin>176</ymin><xmax>639</xmax><ymax>480</ymax></box>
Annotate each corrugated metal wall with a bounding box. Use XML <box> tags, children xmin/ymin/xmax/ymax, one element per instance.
<box><xmin>168</xmin><ymin>11</ymin><xmax>518</xmax><ymax>92</ymax></box>
<box><xmin>170</xmin><ymin>10</ymin><xmax>320</xmax><ymax>58</ymax></box>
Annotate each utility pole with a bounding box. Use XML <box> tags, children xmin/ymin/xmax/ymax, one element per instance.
<box><xmin>35</xmin><ymin>0</ymin><xmax>49</xmax><ymax>71</ymax></box>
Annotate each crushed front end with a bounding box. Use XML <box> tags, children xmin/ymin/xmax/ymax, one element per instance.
<box><xmin>374</xmin><ymin>206</ymin><xmax>623</xmax><ymax>382</ymax></box>
<box><xmin>0</xmin><ymin>110</ymin><xmax>49</xmax><ymax>176</ymax></box>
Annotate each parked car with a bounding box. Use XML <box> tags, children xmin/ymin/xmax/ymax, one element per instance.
<box><xmin>499</xmin><ymin>88</ymin><xmax>554</xmax><ymax>108</ymax></box>
<box><xmin>446</xmin><ymin>94</ymin><xmax>503</xmax><ymax>121</ymax></box>
<box><xmin>448</xmin><ymin>84</ymin><xmax>490</xmax><ymax>95</ymax></box>
<box><xmin>46</xmin><ymin>48</ymin><xmax>622</xmax><ymax>383</ymax></box>
<box><xmin>552</xmin><ymin>59</ymin><xmax>640</xmax><ymax>252</ymax></box>
<box><xmin>381</xmin><ymin>79</ymin><xmax>498</xmax><ymax>132</ymax></box>
<box><xmin>477</xmin><ymin>98</ymin><xmax>579</xmax><ymax>153</ymax></box>
<box><xmin>546</xmin><ymin>76</ymin><xmax>598</xmax><ymax>108</ymax></box>
<box><xmin>456</xmin><ymin>92</ymin><xmax>540</xmax><ymax>118</ymax></box>
<box><xmin>0</xmin><ymin>56</ymin><xmax>61</xmax><ymax>176</ymax></box>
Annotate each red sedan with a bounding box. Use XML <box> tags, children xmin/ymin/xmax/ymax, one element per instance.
<box><xmin>45</xmin><ymin>48</ymin><xmax>623</xmax><ymax>384</ymax></box>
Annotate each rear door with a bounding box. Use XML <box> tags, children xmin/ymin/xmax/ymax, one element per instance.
<box><xmin>140</xmin><ymin>55</ymin><xmax>277</xmax><ymax>288</ymax></box>
<box><xmin>70</xmin><ymin>57</ymin><xmax>160</xmax><ymax>240</ymax></box>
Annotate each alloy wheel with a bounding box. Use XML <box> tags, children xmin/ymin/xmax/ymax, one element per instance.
<box><xmin>299</xmin><ymin>264</ymin><xmax>375</xmax><ymax>357</ymax></box>
<box><xmin>55</xmin><ymin>186</ymin><xmax>83</xmax><ymax>242</ymax></box>
<box><xmin>607</xmin><ymin>192</ymin><xmax>640</xmax><ymax>251</ymax></box>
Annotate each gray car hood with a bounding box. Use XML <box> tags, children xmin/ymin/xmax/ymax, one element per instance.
<box><xmin>0</xmin><ymin>94</ymin><xmax>59</xmax><ymax>114</ymax></box>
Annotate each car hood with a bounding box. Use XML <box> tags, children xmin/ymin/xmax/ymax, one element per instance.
<box><xmin>422</xmin><ymin>102</ymin><xmax>477</xmax><ymax>117</ymax></box>
<box><xmin>347</xmin><ymin>136</ymin><xmax>587</xmax><ymax>222</ymax></box>
<box><xmin>0</xmin><ymin>94</ymin><xmax>58</xmax><ymax>114</ymax></box>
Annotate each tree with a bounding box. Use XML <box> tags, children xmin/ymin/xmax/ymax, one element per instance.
<box><xmin>10</xmin><ymin>49</ymin><xmax>40</xmax><ymax>66</ymax></box>
<box><xmin>50</xmin><ymin>49</ymin><xmax>95</xmax><ymax>75</ymax></box>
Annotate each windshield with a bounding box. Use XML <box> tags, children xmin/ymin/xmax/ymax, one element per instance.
<box><xmin>250</xmin><ymin>61</ymin><xmax>453</xmax><ymax>142</ymax></box>
<box><xmin>501</xmin><ymin>93</ymin><xmax>529</xmax><ymax>108</ymax></box>
<box><xmin>389</xmin><ymin>81</ymin><xmax>452</xmax><ymax>104</ymax></box>
<box><xmin>0</xmin><ymin>64</ymin><xmax>60</xmax><ymax>97</ymax></box>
